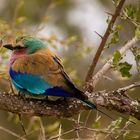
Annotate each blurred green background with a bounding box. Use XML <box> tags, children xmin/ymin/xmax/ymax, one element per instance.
<box><xmin>0</xmin><ymin>0</ymin><xmax>140</xmax><ymax>139</ymax></box>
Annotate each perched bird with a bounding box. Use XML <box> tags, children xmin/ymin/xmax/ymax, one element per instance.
<box><xmin>2</xmin><ymin>36</ymin><xmax>129</xmax><ymax>120</ymax></box>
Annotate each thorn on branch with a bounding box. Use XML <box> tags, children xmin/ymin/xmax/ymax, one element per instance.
<box><xmin>105</xmin><ymin>11</ymin><xmax>114</xmax><ymax>16</ymax></box>
<box><xmin>94</xmin><ymin>31</ymin><xmax>103</xmax><ymax>39</ymax></box>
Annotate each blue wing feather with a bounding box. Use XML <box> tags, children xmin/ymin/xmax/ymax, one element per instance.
<box><xmin>45</xmin><ymin>87</ymin><xmax>71</xmax><ymax>97</ymax></box>
<box><xmin>9</xmin><ymin>67</ymin><xmax>71</xmax><ymax>97</ymax></box>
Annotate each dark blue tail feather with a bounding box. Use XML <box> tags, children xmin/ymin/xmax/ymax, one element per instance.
<box><xmin>82</xmin><ymin>100</ymin><xmax>115</xmax><ymax>120</ymax></box>
<box><xmin>81</xmin><ymin>99</ymin><xmax>135</xmax><ymax>124</ymax></box>
<box><xmin>81</xmin><ymin>100</ymin><xmax>97</xmax><ymax>109</ymax></box>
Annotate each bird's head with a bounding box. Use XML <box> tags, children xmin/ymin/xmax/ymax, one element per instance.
<box><xmin>3</xmin><ymin>36</ymin><xmax>47</xmax><ymax>54</ymax></box>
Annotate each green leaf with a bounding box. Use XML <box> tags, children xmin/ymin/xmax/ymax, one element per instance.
<box><xmin>118</xmin><ymin>62</ymin><xmax>132</xmax><ymax>77</ymax></box>
<box><xmin>113</xmin><ymin>50</ymin><xmax>121</xmax><ymax>66</ymax></box>
<box><xmin>110</xmin><ymin>32</ymin><xmax>119</xmax><ymax>44</ymax></box>
<box><xmin>106</xmin><ymin>25</ymin><xmax>122</xmax><ymax>48</ymax></box>
<box><xmin>112</xmin><ymin>51</ymin><xmax>132</xmax><ymax>78</ymax></box>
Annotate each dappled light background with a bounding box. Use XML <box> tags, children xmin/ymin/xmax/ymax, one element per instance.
<box><xmin>0</xmin><ymin>0</ymin><xmax>139</xmax><ymax>139</ymax></box>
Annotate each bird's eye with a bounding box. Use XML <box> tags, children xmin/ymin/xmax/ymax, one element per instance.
<box><xmin>13</xmin><ymin>45</ymin><xmax>24</xmax><ymax>50</ymax></box>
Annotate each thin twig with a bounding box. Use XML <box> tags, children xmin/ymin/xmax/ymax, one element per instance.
<box><xmin>19</xmin><ymin>128</ymin><xmax>40</xmax><ymax>140</ymax></box>
<box><xmin>18</xmin><ymin>114</ymin><xmax>27</xmax><ymax>136</ymax></box>
<box><xmin>76</xmin><ymin>113</ymin><xmax>81</xmax><ymax>139</ymax></box>
<box><xmin>48</xmin><ymin>126</ymin><xmax>114</xmax><ymax>140</ymax></box>
<box><xmin>117</xmin><ymin>81</ymin><xmax>140</xmax><ymax>92</ymax></box>
<box><xmin>38</xmin><ymin>118</ymin><xmax>46</xmax><ymax>140</ymax></box>
<box><xmin>85</xmin><ymin>36</ymin><xmax>139</xmax><ymax>91</ymax></box>
<box><xmin>115</xmin><ymin>121</ymin><xmax>131</xmax><ymax>139</ymax></box>
<box><xmin>48</xmin><ymin>128</ymin><xmax>76</xmax><ymax>140</ymax></box>
<box><xmin>58</xmin><ymin>124</ymin><xmax>62</xmax><ymax>140</ymax></box>
<box><xmin>0</xmin><ymin>126</ymin><xmax>26</xmax><ymax>140</ymax></box>
<box><xmin>77</xmin><ymin>113</ymin><xmax>81</xmax><ymax>124</ymax></box>
<box><xmin>85</xmin><ymin>0</ymin><xmax>126</xmax><ymax>89</ymax></box>
<box><xmin>84</xmin><ymin>110</ymin><xmax>92</xmax><ymax>126</ymax></box>
<box><xmin>65</xmin><ymin>118</ymin><xmax>84</xmax><ymax>125</ymax></box>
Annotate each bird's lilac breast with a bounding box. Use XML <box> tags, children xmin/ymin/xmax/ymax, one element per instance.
<box><xmin>9</xmin><ymin>50</ymin><xmax>27</xmax><ymax>66</ymax></box>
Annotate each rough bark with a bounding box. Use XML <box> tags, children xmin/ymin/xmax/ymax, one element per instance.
<box><xmin>0</xmin><ymin>85</ymin><xmax>140</xmax><ymax>120</ymax></box>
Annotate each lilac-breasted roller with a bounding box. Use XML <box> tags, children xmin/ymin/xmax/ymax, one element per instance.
<box><xmin>3</xmin><ymin>36</ymin><xmax>121</xmax><ymax>119</ymax></box>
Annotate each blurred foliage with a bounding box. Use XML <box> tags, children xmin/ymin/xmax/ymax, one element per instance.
<box><xmin>112</xmin><ymin>0</ymin><xmax>121</xmax><ymax>6</ymax></box>
<box><xmin>0</xmin><ymin>0</ymin><xmax>139</xmax><ymax>140</ymax></box>
<box><xmin>124</xmin><ymin>4</ymin><xmax>140</xmax><ymax>25</ymax></box>
<box><xmin>106</xmin><ymin>25</ymin><xmax>123</xmax><ymax>48</ymax></box>
<box><xmin>135</xmin><ymin>27</ymin><xmax>140</xmax><ymax>38</ymax></box>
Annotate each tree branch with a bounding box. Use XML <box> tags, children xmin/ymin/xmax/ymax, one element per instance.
<box><xmin>0</xmin><ymin>0</ymin><xmax>140</xmax><ymax>124</ymax></box>
<box><xmin>117</xmin><ymin>81</ymin><xmax>140</xmax><ymax>92</ymax></box>
<box><xmin>84</xmin><ymin>36</ymin><xmax>140</xmax><ymax>92</ymax></box>
<box><xmin>0</xmin><ymin>37</ymin><xmax>140</xmax><ymax>120</ymax></box>
<box><xmin>85</xmin><ymin>0</ymin><xmax>126</xmax><ymax>83</ymax></box>
<box><xmin>0</xmin><ymin>81</ymin><xmax>140</xmax><ymax>120</ymax></box>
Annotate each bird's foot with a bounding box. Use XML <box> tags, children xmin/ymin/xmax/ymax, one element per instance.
<box><xmin>55</xmin><ymin>97</ymin><xmax>68</xmax><ymax>104</ymax></box>
<box><xmin>18</xmin><ymin>91</ymin><xmax>26</xmax><ymax>99</ymax></box>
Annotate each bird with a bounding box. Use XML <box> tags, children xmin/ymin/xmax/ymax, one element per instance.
<box><xmin>2</xmin><ymin>36</ymin><xmax>132</xmax><ymax>121</ymax></box>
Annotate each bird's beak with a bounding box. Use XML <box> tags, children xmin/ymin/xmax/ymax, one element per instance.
<box><xmin>3</xmin><ymin>44</ymin><xmax>13</xmax><ymax>50</ymax></box>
